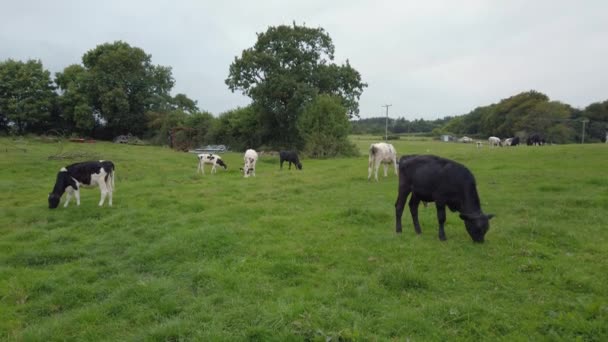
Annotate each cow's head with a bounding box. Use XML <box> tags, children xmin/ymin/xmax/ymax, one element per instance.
<box><xmin>216</xmin><ymin>159</ymin><xmax>227</xmax><ymax>170</ymax></box>
<box><xmin>48</xmin><ymin>193</ymin><xmax>61</xmax><ymax>209</ymax></box>
<box><xmin>240</xmin><ymin>166</ymin><xmax>254</xmax><ymax>177</ymax></box>
<box><xmin>296</xmin><ymin>162</ymin><xmax>302</xmax><ymax>170</ymax></box>
<box><xmin>459</xmin><ymin>213</ymin><xmax>494</xmax><ymax>242</ymax></box>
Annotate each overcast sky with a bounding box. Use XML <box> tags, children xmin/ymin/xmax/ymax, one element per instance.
<box><xmin>1</xmin><ymin>0</ymin><xmax>607</xmax><ymax>119</ymax></box>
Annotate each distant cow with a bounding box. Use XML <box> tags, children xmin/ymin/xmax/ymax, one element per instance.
<box><xmin>196</xmin><ymin>153</ymin><xmax>227</xmax><ymax>175</ymax></box>
<box><xmin>242</xmin><ymin>149</ymin><xmax>258</xmax><ymax>178</ymax></box>
<box><xmin>527</xmin><ymin>133</ymin><xmax>545</xmax><ymax>146</ymax></box>
<box><xmin>510</xmin><ymin>136</ymin><xmax>520</xmax><ymax>146</ymax></box>
<box><xmin>503</xmin><ymin>138</ymin><xmax>513</xmax><ymax>146</ymax></box>
<box><xmin>279</xmin><ymin>151</ymin><xmax>302</xmax><ymax>170</ymax></box>
<box><xmin>48</xmin><ymin>160</ymin><xmax>115</xmax><ymax>209</ymax></box>
<box><xmin>368</xmin><ymin>142</ymin><xmax>398</xmax><ymax>181</ymax></box>
<box><xmin>395</xmin><ymin>155</ymin><xmax>493</xmax><ymax>242</ymax></box>
<box><xmin>488</xmin><ymin>136</ymin><xmax>502</xmax><ymax>147</ymax></box>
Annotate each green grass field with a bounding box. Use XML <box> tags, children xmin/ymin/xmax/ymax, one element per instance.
<box><xmin>1</xmin><ymin>136</ymin><xmax>607</xmax><ymax>341</ymax></box>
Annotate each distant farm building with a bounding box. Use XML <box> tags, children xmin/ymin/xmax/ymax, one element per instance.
<box><xmin>440</xmin><ymin>134</ymin><xmax>456</xmax><ymax>142</ymax></box>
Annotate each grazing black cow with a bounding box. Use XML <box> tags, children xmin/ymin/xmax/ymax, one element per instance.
<box><xmin>395</xmin><ymin>155</ymin><xmax>493</xmax><ymax>242</ymax></box>
<box><xmin>279</xmin><ymin>151</ymin><xmax>302</xmax><ymax>170</ymax></box>
<box><xmin>48</xmin><ymin>160</ymin><xmax>115</xmax><ymax>209</ymax></box>
<box><xmin>510</xmin><ymin>136</ymin><xmax>520</xmax><ymax>146</ymax></box>
<box><xmin>526</xmin><ymin>133</ymin><xmax>545</xmax><ymax>146</ymax></box>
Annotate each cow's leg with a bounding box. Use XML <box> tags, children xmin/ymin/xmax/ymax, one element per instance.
<box><xmin>393</xmin><ymin>159</ymin><xmax>398</xmax><ymax>176</ymax></box>
<box><xmin>289</xmin><ymin>161</ymin><xmax>292</xmax><ymax>170</ymax></box>
<box><xmin>395</xmin><ymin>183</ymin><xmax>410</xmax><ymax>233</ymax></box>
<box><xmin>374</xmin><ymin>159</ymin><xmax>381</xmax><ymax>181</ymax></box>
<box><xmin>64</xmin><ymin>189</ymin><xmax>73</xmax><ymax>207</ymax></box>
<box><xmin>383</xmin><ymin>163</ymin><xmax>388</xmax><ymax>177</ymax></box>
<box><xmin>367</xmin><ymin>157</ymin><xmax>373</xmax><ymax>181</ymax></box>
<box><xmin>98</xmin><ymin>179</ymin><xmax>108</xmax><ymax>206</ymax></box>
<box><xmin>436</xmin><ymin>203</ymin><xmax>447</xmax><ymax>241</ymax></box>
<box><xmin>280</xmin><ymin>159</ymin><xmax>284</xmax><ymax>170</ymax></box>
<box><xmin>409</xmin><ymin>195</ymin><xmax>422</xmax><ymax>234</ymax></box>
<box><xmin>211</xmin><ymin>163</ymin><xmax>217</xmax><ymax>174</ymax></box>
<box><xmin>74</xmin><ymin>189</ymin><xmax>81</xmax><ymax>206</ymax></box>
<box><xmin>104</xmin><ymin>175</ymin><xmax>113</xmax><ymax>207</ymax></box>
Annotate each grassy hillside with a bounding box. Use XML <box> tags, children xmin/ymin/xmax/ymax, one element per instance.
<box><xmin>1</xmin><ymin>137</ymin><xmax>607</xmax><ymax>340</ymax></box>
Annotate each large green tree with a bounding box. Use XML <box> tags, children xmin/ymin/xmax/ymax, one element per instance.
<box><xmin>0</xmin><ymin>59</ymin><xmax>56</xmax><ymax>133</ymax></box>
<box><xmin>55</xmin><ymin>64</ymin><xmax>95</xmax><ymax>134</ymax></box>
<box><xmin>226</xmin><ymin>23</ymin><xmax>366</xmax><ymax>148</ymax></box>
<box><xmin>82</xmin><ymin>41</ymin><xmax>175</xmax><ymax>136</ymax></box>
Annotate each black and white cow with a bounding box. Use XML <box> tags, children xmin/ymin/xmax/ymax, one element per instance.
<box><xmin>279</xmin><ymin>151</ymin><xmax>302</xmax><ymax>170</ymax></box>
<box><xmin>48</xmin><ymin>160</ymin><xmax>115</xmax><ymax>209</ymax></box>
<box><xmin>368</xmin><ymin>142</ymin><xmax>398</xmax><ymax>181</ymax></box>
<box><xmin>196</xmin><ymin>153</ymin><xmax>227</xmax><ymax>175</ymax></box>
<box><xmin>395</xmin><ymin>155</ymin><xmax>493</xmax><ymax>242</ymax></box>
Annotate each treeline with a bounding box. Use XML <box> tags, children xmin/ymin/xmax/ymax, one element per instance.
<box><xmin>351</xmin><ymin>116</ymin><xmax>453</xmax><ymax>135</ymax></box>
<box><xmin>440</xmin><ymin>90</ymin><xmax>608</xmax><ymax>143</ymax></box>
<box><xmin>4</xmin><ymin>32</ymin><xmax>606</xmax><ymax>151</ymax></box>
<box><xmin>0</xmin><ymin>42</ymin><xmax>201</xmax><ymax>142</ymax></box>
<box><xmin>0</xmin><ymin>23</ymin><xmax>366</xmax><ymax>156</ymax></box>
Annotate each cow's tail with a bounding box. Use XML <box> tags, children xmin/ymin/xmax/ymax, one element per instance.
<box><xmin>369</xmin><ymin>145</ymin><xmax>377</xmax><ymax>167</ymax></box>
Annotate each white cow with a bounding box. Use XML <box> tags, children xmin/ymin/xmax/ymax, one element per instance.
<box><xmin>488</xmin><ymin>136</ymin><xmax>502</xmax><ymax>148</ymax></box>
<box><xmin>503</xmin><ymin>138</ymin><xmax>513</xmax><ymax>146</ymax></box>
<box><xmin>368</xmin><ymin>142</ymin><xmax>398</xmax><ymax>181</ymax></box>
<box><xmin>196</xmin><ymin>153</ymin><xmax>227</xmax><ymax>175</ymax></box>
<box><xmin>242</xmin><ymin>149</ymin><xmax>258</xmax><ymax>178</ymax></box>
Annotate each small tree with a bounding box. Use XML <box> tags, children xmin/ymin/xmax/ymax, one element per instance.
<box><xmin>298</xmin><ymin>95</ymin><xmax>358</xmax><ymax>158</ymax></box>
<box><xmin>209</xmin><ymin>106</ymin><xmax>262</xmax><ymax>151</ymax></box>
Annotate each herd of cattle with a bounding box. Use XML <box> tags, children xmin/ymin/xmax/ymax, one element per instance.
<box><xmin>481</xmin><ymin>133</ymin><xmax>545</xmax><ymax>148</ymax></box>
<box><xmin>49</xmin><ymin>138</ymin><xmax>530</xmax><ymax>242</ymax></box>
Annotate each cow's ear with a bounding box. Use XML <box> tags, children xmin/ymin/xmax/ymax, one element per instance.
<box><xmin>486</xmin><ymin>214</ymin><xmax>495</xmax><ymax>220</ymax></box>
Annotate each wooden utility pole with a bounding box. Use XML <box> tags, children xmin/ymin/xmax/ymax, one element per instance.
<box><xmin>581</xmin><ymin>119</ymin><xmax>589</xmax><ymax>144</ymax></box>
<box><xmin>382</xmin><ymin>104</ymin><xmax>392</xmax><ymax>142</ymax></box>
